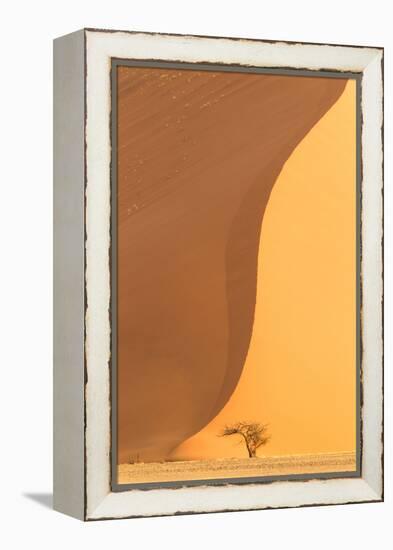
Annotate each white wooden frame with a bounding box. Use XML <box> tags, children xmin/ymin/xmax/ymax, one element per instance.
<box><xmin>53</xmin><ymin>28</ymin><xmax>383</xmax><ymax>521</ymax></box>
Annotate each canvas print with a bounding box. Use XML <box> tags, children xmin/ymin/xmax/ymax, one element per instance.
<box><xmin>112</xmin><ymin>62</ymin><xmax>359</xmax><ymax>487</ymax></box>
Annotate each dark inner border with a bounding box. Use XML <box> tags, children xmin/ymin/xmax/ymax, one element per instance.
<box><xmin>110</xmin><ymin>59</ymin><xmax>362</xmax><ymax>493</ymax></box>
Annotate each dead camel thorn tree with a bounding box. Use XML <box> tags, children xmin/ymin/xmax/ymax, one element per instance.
<box><xmin>219</xmin><ymin>422</ymin><xmax>270</xmax><ymax>458</ymax></box>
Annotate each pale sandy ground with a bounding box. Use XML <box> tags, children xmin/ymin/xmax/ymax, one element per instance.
<box><xmin>118</xmin><ymin>451</ymin><xmax>356</xmax><ymax>484</ymax></box>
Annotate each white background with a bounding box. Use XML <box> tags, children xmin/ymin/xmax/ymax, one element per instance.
<box><xmin>0</xmin><ymin>1</ymin><xmax>391</xmax><ymax>548</ymax></box>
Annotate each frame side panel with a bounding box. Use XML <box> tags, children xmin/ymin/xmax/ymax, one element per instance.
<box><xmin>53</xmin><ymin>29</ymin><xmax>86</xmax><ymax>520</ymax></box>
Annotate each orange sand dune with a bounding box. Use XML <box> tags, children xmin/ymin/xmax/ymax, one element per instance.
<box><xmin>171</xmin><ymin>80</ymin><xmax>357</xmax><ymax>461</ymax></box>
<box><xmin>117</xmin><ymin>65</ymin><xmax>349</xmax><ymax>463</ymax></box>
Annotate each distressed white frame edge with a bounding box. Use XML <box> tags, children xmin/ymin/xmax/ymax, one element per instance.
<box><xmin>84</xmin><ymin>30</ymin><xmax>383</xmax><ymax>520</ymax></box>
<box><xmin>53</xmin><ymin>29</ymin><xmax>86</xmax><ymax>520</ymax></box>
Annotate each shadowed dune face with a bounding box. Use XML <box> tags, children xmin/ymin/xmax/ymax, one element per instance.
<box><xmin>116</xmin><ymin>65</ymin><xmax>347</xmax><ymax>463</ymax></box>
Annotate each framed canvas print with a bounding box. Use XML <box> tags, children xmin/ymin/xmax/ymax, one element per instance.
<box><xmin>53</xmin><ymin>28</ymin><xmax>384</xmax><ymax>520</ymax></box>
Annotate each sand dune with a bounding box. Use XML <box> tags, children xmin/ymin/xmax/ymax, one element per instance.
<box><xmin>117</xmin><ymin>65</ymin><xmax>347</xmax><ymax>463</ymax></box>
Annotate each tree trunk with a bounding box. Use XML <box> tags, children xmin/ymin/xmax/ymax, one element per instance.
<box><xmin>247</xmin><ymin>445</ymin><xmax>256</xmax><ymax>458</ymax></box>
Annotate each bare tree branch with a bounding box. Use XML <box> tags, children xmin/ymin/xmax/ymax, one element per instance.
<box><xmin>219</xmin><ymin>421</ymin><xmax>270</xmax><ymax>458</ymax></box>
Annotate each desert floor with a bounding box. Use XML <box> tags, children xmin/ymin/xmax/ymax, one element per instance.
<box><xmin>118</xmin><ymin>451</ymin><xmax>356</xmax><ymax>484</ymax></box>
